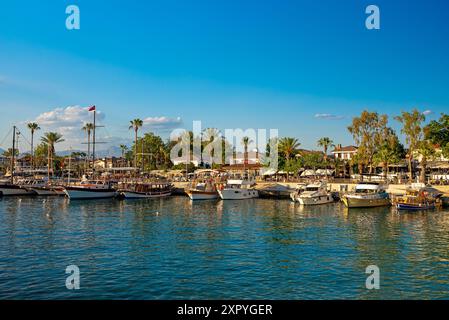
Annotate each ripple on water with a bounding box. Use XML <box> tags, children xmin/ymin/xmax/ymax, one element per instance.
<box><xmin>1</xmin><ymin>196</ymin><xmax>449</xmax><ymax>299</ymax></box>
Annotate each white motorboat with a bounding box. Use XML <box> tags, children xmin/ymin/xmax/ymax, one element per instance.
<box><xmin>64</xmin><ymin>180</ymin><xmax>117</xmax><ymax>200</ymax></box>
<box><xmin>341</xmin><ymin>182</ymin><xmax>390</xmax><ymax>208</ymax></box>
<box><xmin>218</xmin><ymin>179</ymin><xmax>259</xmax><ymax>200</ymax></box>
<box><xmin>187</xmin><ymin>180</ymin><xmax>219</xmax><ymax>200</ymax></box>
<box><xmin>289</xmin><ymin>183</ymin><xmax>307</xmax><ymax>202</ymax></box>
<box><xmin>292</xmin><ymin>181</ymin><xmax>334</xmax><ymax>205</ymax></box>
<box><xmin>118</xmin><ymin>182</ymin><xmax>173</xmax><ymax>199</ymax></box>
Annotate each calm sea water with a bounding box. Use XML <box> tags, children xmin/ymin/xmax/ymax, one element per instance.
<box><xmin>1</xmin><ymin>195</ymin><xmax>449</xmax><ymax>300</ymax></box>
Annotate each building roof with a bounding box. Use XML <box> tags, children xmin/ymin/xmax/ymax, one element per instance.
<box><xmin>220</xmin><ymin>163</ymin><xmax>262</xmax><ymax>171</ymax></box>
<box><xmin>332</xmin><ymin>145</ymin><xmax>358</xmax><ymax>153</ymax></box>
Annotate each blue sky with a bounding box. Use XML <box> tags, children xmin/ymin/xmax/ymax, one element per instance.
<box><xmin>1</xmin><ymin>0</ymin><xmax>448</xmax><ymax>152</ymax></box>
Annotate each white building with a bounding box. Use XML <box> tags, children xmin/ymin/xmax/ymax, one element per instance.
<box><xmin>331</xmin><ymin>145</ymin><xmax>358</xmax><ymax>161</ymax></box>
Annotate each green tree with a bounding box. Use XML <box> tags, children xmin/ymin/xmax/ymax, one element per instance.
<box><xmin>424</xmin><ymin>113</ymin><xmax>449</xmax><ymax>158</ymax></box>
<box><xmin>27</xmin><ymin>122</ymin><xmax>40</xmax><ymax>169</ymax></box>
<box><xmin>373</xmin><ymin>128</ymin><xmax>405</xmax><ymax>180</ymax></box>
<box><xmin>129</xmin><ymin>119</ymin><xmax>143</xmax><ymax>168</ymax></box>
<box><xmin>395</xmin><ymin>109</ymin><xmax>425</xmax><ymax>182</ymax></box>
<box><xmin>82</xmin><ymin>123</ymin><xmax>95</xmax><ymax>162</ymax></box>
<box><xmin>119</xmin><ymin>144</ymin><xmax>128</xmax><ymax>158</ymax></box>
<box><xmin>317</xmin><ymin>137</ymin><xmax>334</xmax><ymax>162</ymax></box>
<box><xmin>348</xmin><ymin>110</ymin><xmax>389</xmax><ymax>177</ymax></box>
<box><xmin>2</xmin><ymin>148</ymin><xmax>19</xmax><ymax>157</ymax></box>
<box><xmin>417</xmin><ymin>139</ymin><xmax>437</xmax><ymax>183</ymax></box>
<box><xmin>279</xmin><ymin>137</ymin><xmax>300</xmax><ymax>180</ymax></box>
<box><xmin>41</xmin><ymin>132</ymin><xmax>64</xmax><ymax>175</ymax></box>
<box><xmin>241</xmin><ymin>136</ymin><xmax>254</xmax><ymax>166</ymax></box>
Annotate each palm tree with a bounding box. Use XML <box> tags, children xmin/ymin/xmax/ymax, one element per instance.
<box><xmin>241</xmin><ymin>136</ymin><xmax>253</xmax><ymax>166</ymax></box>
<box><xmin>119</xmin><ymin>144</ymin><xmax>128</xmax><ymax>167</ymax></box>
<box><xmin>279</xmin><ymin>137</ymin><xmax>300</xmax><ymax>162</ymax></box>
<box><xmin>82</xmin><ymin>123</ymin><xmax>95</xmax><ymax>164</ymax></box>
<box><xmin>129</xmin><ymin>119</ymin><xmax>143</xmax><ymax>168</ymax></box>
<box><xmin>27</xmin><ymin>122</ymin><xmax>40</xmax><ymax>169</ymax></box>
<box><xmin>41</xmin><ymin>132</ymin><xmax>64</xmax><ymax>176</ymax></box>
<box><xmin>317</xmin><ymin>137</ymin><xmax>334</xmax><ymax>162</ymax></box>
<box><xmin>203</xmin><ymin>128</ymin><xmax>220</xmax><ymax>166</ymax></box>
<box><xmin>2</xmin><ymin>148</ymin><xmax>19</xmax><ymax>158</ymax></box>
<box><xmin>279</xmin><ymin>137</ymin><xmax>301</xmax><ymax>180</ymax></box>
<box><xmin>119</xmin><ymin>144</ymin><xmax>128</xmax><ymax>158</ymax></box>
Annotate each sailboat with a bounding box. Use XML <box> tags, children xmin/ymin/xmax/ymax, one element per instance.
<box><xmin>62</xmin><ymin>106</ymin><xmax>117</xmax><ymax>200</ymax></box>
<box><xmin>0</xmin><ymin>126</ymin><xmax>36</xmax><ymax>196</ymax></box>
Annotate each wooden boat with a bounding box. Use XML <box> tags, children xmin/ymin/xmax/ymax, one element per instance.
<box><xmin>395</xmin><ymin>186</ymin><xmax>443</xmax><ymax>211</ymax></box>
<box><xmin>186</xmin><ymin>180</ymin><xmax>219</xmax><ymax>200</ymax></box>
<box><xmin>119</xmin><ymin>182</ymin><xmax>173</xmax><ymax>199</ymax></box>
<box><xmin>341</xmin><ymin>182</ymin><xmax>390</xmax><ymax>208</ymax></box>
<box><xmin>64</xmin><ymin>180</ymin><xmax>117</xmax><ymax>200</ymax></box>
<box><xmin>28</xmin><ymin>185</ymin><xmax>65</xmax><ymax>196</ymax></box>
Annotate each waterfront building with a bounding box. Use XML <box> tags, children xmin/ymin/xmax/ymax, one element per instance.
<box><xmin>331</xmin><ymin>145</ymin><xmax>358</xmax><ymax>161</ymax></box>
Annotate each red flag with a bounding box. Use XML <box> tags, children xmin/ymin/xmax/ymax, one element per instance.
<box><xmin>88</xmin><ymin>105</ymin><xmax>96</xmax><ymax>111</ymax></box>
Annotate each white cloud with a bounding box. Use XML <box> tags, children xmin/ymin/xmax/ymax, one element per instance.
<box><xmin>35</xmin><ymin>105</ymin><xmax>104</xmax><ymax>128</ymax></box>
<box><xmin>23</xmin><ymin>106</ymin><xmax>106</xmax><ymax>151</ymax></box>
<box><xmin>143</xmin><ymin>116</ymin><xmax>182</xmax><ymax>131</ymax></box>
<box><xmin>422</xmin><ymin>110</ymin><xmax>433</xmax><ymax>116</ymax></box>
<box><xmin>314</xmin><ymin>113</ymin><xmax>345</xmax><ymax>120</ymax></box>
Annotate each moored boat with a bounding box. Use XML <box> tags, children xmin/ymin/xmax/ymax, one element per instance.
<box><xmin>64</xmin><ymin>180</ymin><xmax>117</xmax><ymax>200</ymax></box>
<box><xmin>258</xmin><ymin>183</ymin><xmax>296</xmax><ymax>199</ymax></box>
<box><xmin>119</xmin><ymin>182</ymin><xmax>173</xmax><ymax>199</ymax></box>
<box><xmin>394</xmin><ymin>185</ymin><xmax>443</xmax><ymax>211</ymax></box>
<box><xmin>187</xmin><ymin>180</ymin><xmax>219</xmax><ymax>200</ymax></box>
<box><xmin>218</xmin><ymin>179</ymin><xmax>258</xmax><ymax>200</ymax></box>
<box><xmin>0</xmin><ymin>183</ymin><xmax>36</xmax><ymax>196</ymax></box>
<box><xmin>28</xmin><ymin>185</ymin><xmax>65</xmax><ymax>196</ymax></box>
<box><xmin>341</xmin><ymin>182</ymin><xmax>390</xmax><ymax>208</ymax></box>
<box><xmin>292</xmin><ymin>181</ymin><xmax>334</xmax><ymax>205</ymax></box>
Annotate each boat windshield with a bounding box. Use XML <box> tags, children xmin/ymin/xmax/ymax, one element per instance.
<box><xmin>305</xmin><ymin>187</ymin><xmax>319</xmax><ymax>191</ymax></box>
<box><xmin>355</xmin><ymin>188</ymin><xmax>379</xmax><ymax>194</ymax></box>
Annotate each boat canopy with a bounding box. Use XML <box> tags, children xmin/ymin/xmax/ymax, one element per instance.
<box><xmin>355</xmin><ymin>183</ymin><xmax>383</xmax><ymax>191</ymax></box>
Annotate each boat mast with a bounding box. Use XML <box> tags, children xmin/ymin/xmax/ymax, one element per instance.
<box><xmin>92</xmin><ymin>108</ymin><xmax>96</xmax><ymax>176</ymax></box>
<box><xmin>10</xmin><ymin>126</ymin><xmax>16</xmax><ymax>184</ymax></box>
<box><xmin>68</xmin><ymin>147</ymin><xmax>72</xmax><ymax>184</ymax></box>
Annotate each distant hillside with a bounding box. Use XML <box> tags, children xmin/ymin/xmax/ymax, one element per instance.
<box><xmin>56</xmin><ymin>146</ymin><xmax>122</xmax><ymax>158</ymax></box>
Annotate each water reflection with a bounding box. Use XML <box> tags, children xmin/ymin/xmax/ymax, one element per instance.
<box><xmin>1</xmin><ymin>196</ymin><xmax>449</xmax><ymax>299</ymax></box>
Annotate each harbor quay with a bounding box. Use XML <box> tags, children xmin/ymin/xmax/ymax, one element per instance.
<box><xmin>173</xmin><ymin>181</ymin><xmax>449</xmax><ymax>197</ymax></box>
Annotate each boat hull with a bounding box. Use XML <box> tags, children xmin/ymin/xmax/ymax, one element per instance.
<box><xmin>0</xmin><ymin>185</ymin><xmax>36</xmax><ymax>196</ymax></box>
<box><xmin>396</xmin><ymin>203</ymin><xmax>435</xmax><ymax>211</ymax></box>
<box><xmin>342</xmin><ymin>196</ymin><xmax>391</xmax><ymax>208</ymax></box>
<box><xmin>187</xmin><ymin>190</ymin><xmax>219</xmax><ymax>200</ymax></box>
<box><xmin>218</xmin><ymin>188</ymin><xmax>258</xmax><ymax>200</ymax></box>
<box><xmin>120</xmin><ymin>190</ymin><xmax>172</xmax><ymax>199</ymax></box>
<box><xmin>28</xmin><ymin>187</ymin><xmax>60</xmax><ymax>196</ymax></box>
<box><xmin>64</xmin><ymin>187</ymin><xmax>117</xmax><ymax>200</ymax></box>
<box><xmin>297</xmin><ymin>194</ymin><xmax>334</xmax><ymax>205</ymax></box>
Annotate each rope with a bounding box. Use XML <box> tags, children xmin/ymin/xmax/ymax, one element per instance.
<box><xmin>0</xmin><ymin>127</ymin><xmax>12</xmax><ymax>148</ymax></box>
